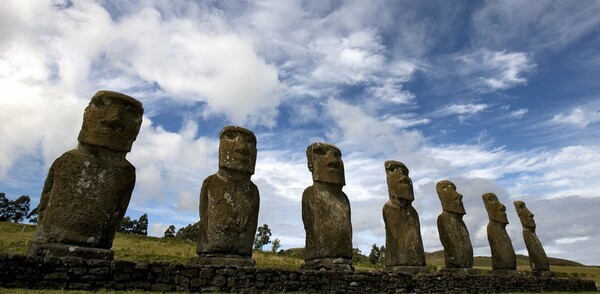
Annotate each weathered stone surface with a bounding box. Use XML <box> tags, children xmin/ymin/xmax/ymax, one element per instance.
<box><xmin>302</xmin><ymin>142</ymin><xmax>353</xmax><ymax>271</ymax></box>
<box><xmin>436</xmin><ymin>180</ymin><xmax>473</xmax><ymax>269</ymax></box>
<box><xmin>195</xmin><ymin>126</ymin><xmax>259</xmax><ymax>267</ymax></box>
<box><xmin>514</xmin><ymin>200</ymin><xmax>550</xmax><ymax>273</ymax></box>
<box><xmin>0</xmin><ymin>254</ymin><xmax>596</xmax><ymax>293</ymax></box>
<box><xmin>28</xmin><ymin>90</ymin><xmax>143</xmax><ymax>259</ymax></box>
<box><xmin>482</xmin><ymin>193</ymin><xmax>516</xmax><ymax>270</ymax></box>
<box><xmin>382</xmin><ymin>161</ymin><xmax>426</xmax><ymax>272</ymax></box>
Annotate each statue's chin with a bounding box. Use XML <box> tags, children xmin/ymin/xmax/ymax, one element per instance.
<box><xmin>313</xmin><ymin>172</ymin><xmax>345</xmax><ymax>186</ymax></box>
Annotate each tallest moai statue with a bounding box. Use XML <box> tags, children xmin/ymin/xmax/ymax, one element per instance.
<box><xmin>28</xmin><ymin>90</ymin><xmax>143</xmax><ymax>260</ymax></box>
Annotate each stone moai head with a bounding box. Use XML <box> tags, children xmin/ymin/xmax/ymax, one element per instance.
<box><xmin>78</xmin><ymin>90</ymin><xmax>144</xmax><ymax>152</ymax></box>
<box><xmin>514</xmin><ymin>200</ymin><xmax>536</xmax><ymax>230</ymax></box>
<box><xmin>482</xmin><ymin>193</ymin><xmax>508</xmax><ymax>224</ymax></box>
<box><xmin>306</xmin><ymin>142</ymin><xmax>345</xmax><ymax>186</ymax></box>
<box><xmin>218</xmin><ymin>126</ymin><xmax>257</xmax><ymax>175</ymax></box>
<box><xmin>385</xmin><ymin>160</ymin><xmax>414</xmax><ymax>206</ymax></box>
<box><xmin>436</xmin><ymin>180</ymin><xmax>466</xmax><ymax>215</ymax></box>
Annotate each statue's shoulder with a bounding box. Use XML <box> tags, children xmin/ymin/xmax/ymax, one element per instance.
<box><xmin>202</xmin><ymin>173</ymin><xmax>221</xmax><ymax>186</ymax></box>
<box><xmin>302</xmin><ymin>185</ymin><xmax>316</xmax><ymax>196</ymax></box>
<box><xmin>49</xmin><ymin>149</ymin><xmax>83</xmax><ymax>167</ymax></box>
<box><xmin>382</xmin><ymin>200</ymin><xmax>396</xmax><ymax>211</ymax></box>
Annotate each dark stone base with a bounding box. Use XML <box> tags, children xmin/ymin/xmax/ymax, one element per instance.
<box><xmin>301</xmin><ymin>258</ymin><xmax>354</xmax><ymax>271</ymax></box>
<box><xmin>534</xmin><ymin>270</ymin><xmax>554</xmax><ymax>278</ymax></box>
<box><xmin>439</xmin><ymin>268</ymin><xmax>481</xmax><ymax>275</ymax></box>
<box><xmin>26</xmin><ymin>243</ymin><xmax>114</xmax><ymax>260</ymax></box>
<box><xmin>384</xmin><ymin>265</ymin><xmax>429</xmax><ymax>274</ymax></box>
<box><xmin>0</xmin><ymin>254</ymin><xmax>596</xmax><ymax>293</ymax></box>
<box><xmin>188</xmin><ymin>255</ymin><xmax>255</xmax><ymax>267</ymax></box>
<box><xmin>491</xmin><ymin>269</ymin><xmax>521</xmax><ymax>276</ymax></box>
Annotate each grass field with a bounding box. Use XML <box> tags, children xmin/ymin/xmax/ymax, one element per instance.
<box><xmin>1</xmin><ymin>221</ymin><xmax>599</xmax><ymax>293</ymax></box>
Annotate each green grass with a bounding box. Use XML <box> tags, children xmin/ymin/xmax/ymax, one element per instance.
<box><xmin>1</xmin><ymin>221</ymin><xmax>599</xmax><ymax>292</ymax></box>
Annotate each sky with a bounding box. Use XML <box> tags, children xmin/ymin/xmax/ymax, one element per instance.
<box><xmin>1</xmin><ymin>0</ymin><xmax>600</xmax><ymax>265</ymax></box>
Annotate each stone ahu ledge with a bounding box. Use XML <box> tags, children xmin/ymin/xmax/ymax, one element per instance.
<box><xmin>0</xmin><ymin>254</ymin><xmax>596</xmax><ymax>293</ymax></box>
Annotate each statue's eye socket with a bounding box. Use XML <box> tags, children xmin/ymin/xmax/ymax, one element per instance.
<box><xmin>124</xmin><ymin>102</ymin><xmax>140</xmax><ymax>114</ymax></box>
<box><xmin>222</xmin><ymin>131</ymin><xmax>236</xmax><ymax>140</ymax></box>
<box><xmin>92</xmin><ymin>98</ymin><xmax>107</xmax><ymax>108</ymax></box>
<box><xmin>387</xmin><ymin>167</ymin><xmax>396</xmax><ymax>173</ymax></box>
<box><xmin>313</xmin><ymin>147</ymin><xmax>326</xmax><ymax>155</ymax></box>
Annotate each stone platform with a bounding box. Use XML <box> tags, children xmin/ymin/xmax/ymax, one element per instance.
<box><xmin>0</xmin><ymin>254</ymin><xmax>596</xmax><ymax>293</ymax></box>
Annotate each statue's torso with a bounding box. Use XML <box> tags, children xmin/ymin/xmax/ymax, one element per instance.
<box><xmin>33</xmin><ymin>150</ymin><xmax>135</xmax><ymax>248</ymax></box>
<box><xmin>383</xmin><ymin>201</ymin><xmax>425</xmax><ymax>266</ymax></box>
<box><xmin>523</xmin><ymin>229</ymin><xmax>549</xmax><ymax>271</ymax></box>
<box><xmin>302</xmin><ymin>185</ymin><xmax>352</xmax><ymax>261</ymax></box>
<box><xmin>198</xmin><ymin>174</ymin><xmax>259</xmax><ymax>257</ymax></box>
<box><xmin>487</xmin><ymin>222</ymin><xmax>516</xmax><ymax>270</ymax></box>
<box><xmin>437</xmin><ymin>211</ymin><xmax>473</xmax><ymax>268</ymax></box>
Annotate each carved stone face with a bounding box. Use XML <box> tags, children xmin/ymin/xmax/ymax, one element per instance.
<box><xmin>306</xmin><ymin>142</ymin><xmax>345</xmax><ymax>186</ymax></box>
<box><xmin>218</xmin><ymin>126</ymin><xmax>257</xmax><ymax>175</ymax></box>
<box><xmin>482</xmin><ymin>193</ymin><xmax>508</xmax><ymax>224</ymax></box>
<box><xmin>78</xmin><ymin>91</ymin><xmax>143</xmax><ymax>152</ymax></box>
<box><xmin>436</xmin><ymin>180</ymin><xmax>466</xmax><ymax>215</ymax></box>
<box><xmin>514</xmin><ymin>201</ymin><xmax>536</xmax><ymax>229</ymax></box>
<box><xmin>385</xmin><ymin>160</ymin><xmax>413</xmax><ymax>206</ymax></box>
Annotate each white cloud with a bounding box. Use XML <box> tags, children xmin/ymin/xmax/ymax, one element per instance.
<box><xmin>445</xmin><ymin>103</ymin><xmax>488</xmax><ymax>115</ymax></box>
<box><xmin>472</xmin><ymin>1</ymin><xmax>600</xmax><ymax>51</ymax></box>
<box><xmin>551</xmin><ymin>106</ymin><xmax>600</xmax><ymax>128</ymax></box>
<box><xmin>457</xmin><ymin>49</ymin><xmax>535</xmax><ymax>92</ymax></box>
<box><xmin>325</xmin><ymin>98</ymin><xmax>425</xmax><ymax>157</ymax></box>
<box><xmin>510</xmin><ymin>108</ymin><xmax>528</xmax><ymax>119</ymax></box>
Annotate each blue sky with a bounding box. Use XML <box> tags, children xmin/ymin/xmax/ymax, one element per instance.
<box><xmin>1</xmin><ymin>0</ymin><xmax>600</xmax><ymax>265</ymax></box>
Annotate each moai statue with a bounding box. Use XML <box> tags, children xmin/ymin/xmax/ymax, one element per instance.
<box><xmin>514</xmin><ymin>201</ymin><xmax>551</xmax><ymax>276</ymax></box>
<box><xmin>301</xmin><ymin>142</ymin><xmax>353</xmax><ymax>271</ymax></box>
<box><xmin>482</xmin><ymin>193</ymin><xmax>516</xmax><ymax>274</ymax></box>
<box><xmin>382</xmin><ymin>161</ymin><xmax>427</xmax><ymax>273</ymax></box>
<box><xmin>190</xmin><ymin>126</ymin><xmax>259</xmax><ymax>267</ymax></box>
<box><xmin>436</xmin><ymin>180</ymin><xmax>475</xmax><ymax>271</ymax></box>
<box><xmin>27</xmin><ymin>90</ymin><xmax>143</xmax><ymax>260</ymax></box>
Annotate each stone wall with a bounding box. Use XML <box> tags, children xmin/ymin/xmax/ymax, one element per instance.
<box><xmin>0</xmin><ymin>254</ymin><xmax>596</xmax><ymax>293</ymax></box>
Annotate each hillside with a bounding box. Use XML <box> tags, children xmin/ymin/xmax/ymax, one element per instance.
<box><xmin>425</xmin><ymin>250</ymin><xmax>585</xmax><ymax>268</ymax></box>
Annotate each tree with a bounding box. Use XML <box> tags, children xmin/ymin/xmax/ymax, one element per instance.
<box><xmin>253</xmin><ymin>224</ymin><xmax>272</xmax><ymax>250</ymax></box>
<box><xmin>0</xmin><ymin>194</ymin><xmax>31</xmax><ymax>223</ymax></box>
<box><xmin>368</xmin><ymin>243</ymin><xmax>381</xmax><ymax>265</ymax></box>
<box><xmin>0</xmin><ymin>193</ymin><xmax>9</xmax><ymax>222</ymax></box>
<box><xmin>118</xmin><ymin>214</ymin><xmax>148</xmax><ymax>235</ymax></box>
<box><xmin>164</xmin><ymin>225</ymin><xmax>176</xmax><ymax>238</ymax></box>
<box><xmin>27</xmin><ymin>205</ymin><xmax>39</xmax><ymax>224</ymax></box>
<box><xmin>176</xmin><ymin>221</ymin><xmax>200</xmax><ymax>242</ymax></box>
<box><xmin>352</xmin><ymin>247</ymin><xmax>365</xmax><ymax>263</ymax></box>
<box><xmin>118</xmin><ymin>216</ymin><xmax>138</xmax><ymax>234</ymax></box>
<box><xmin>271</xmin><ymin>238</ymin><xmax>281</xmax><ymax>253</ymax></box>
<box><xmin>134</xmin><ymin>214</ymin><xmax>148</xmax><ymax>236</ymax></box>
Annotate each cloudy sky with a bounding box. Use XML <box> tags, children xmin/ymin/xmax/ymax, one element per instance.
<box><xmin>1</xmin><ymin>0</ymin><xmax>600</xmax><ymax>265</ymax></box>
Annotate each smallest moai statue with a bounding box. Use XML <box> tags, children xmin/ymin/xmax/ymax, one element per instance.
<box><xmin>382</xmin><ymin>161</ymin><xmax>427</xmax><ymax>273</ymax></box>
<box><xmin>514</xmin><ymin>201</ymin><xmax>552</xmax><ymax>277</ymax></box>
<box><xmin>436</xmin><ymin>180</ymin><xmax>477</xmax><ymax>273</ymax></box>
<box><xmin>482</xmin><ymin>193</ymin><xmax>517</xmax><ymax>274</ymax></box>
<box><xmin>27</xmin><ymin>90</ymin><xmax>143</xmax><ymax>260</ymax></box>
